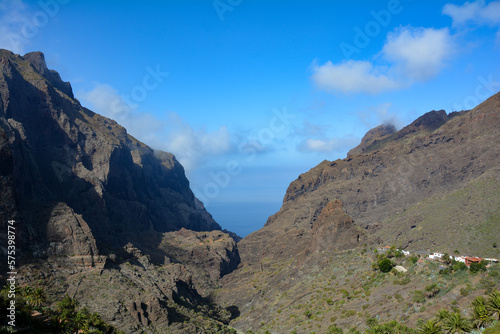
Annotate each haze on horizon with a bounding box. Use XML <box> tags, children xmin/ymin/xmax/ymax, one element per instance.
<box><xmin>1</xmin><ymin>0</ymin><xmax>499</xmax><ymax>236</ymax></box>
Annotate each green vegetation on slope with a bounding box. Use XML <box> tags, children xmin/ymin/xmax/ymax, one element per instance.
<box><xmin>0</xmin><ymin>285</ymin><xmax>123</xmax><ymax>333</ymax></box>
<box><xmin>375</xmin><ymin>171</ymin><xmax>500</xmax><ymax>258</ymax></box>
<box><xmin>217</xmin><ymin>246</ymin><xmax>500</xmax><ymax>334</ymax></box>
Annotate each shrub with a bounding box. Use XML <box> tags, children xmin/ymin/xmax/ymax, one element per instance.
<box><xmin>366</xmin><ymin>317</ymin><xmax>379</xmax><ymax>328</ymax></box>
<box><xmin>409</xmin><ymin>256</ymin><xmax>419</xmax><ymax>264</ymax></box>
<box><xmin>478</xmin><ymin>278</ymin><xmax>496</xmax><ymax>293</ymax></box>
<box><xmin>452</xmin><ymin>260</ymin><xmax>468</xmax><ymax>271</ymax></box>
<box><xmin>470</xmin><ymin>261</ymin><xmax>488</xmax><ymax>273</ymax></box>
<box><xmin>425</xmin><ymin>283</ymin><xmax>440</xmax><ymax>298</ymax></box>
<box><xmin>378</xmin><ymin>259</ymin><xmax>394</xmax><ymax>273</ymax></box>
<box><xmin>443</xmin><ymin>253</ymin><xmax>452</xmax><ymax>265</ymax></box>
<box><xmin>340</xmin><ymin>289</ymin><xmax>350</xmax><ymax>299</ymax></box>
<box><xmin>327</xmin><ymin>325</ymin><xmax>344</xmax><ymax>334</ymax></box>
<box><xmin>412</xmin><ymin>290</ymin><xmax>426</xmax><ymax>304</ymax></box>
<box><xmin>440</xmin><ymin>267</ymin><xmax>452</xmax><ymax>275</ymax></box>
<box><xmin>348</xmin><ymin>327</ymin><xmax>361</xmax><ymax>334</ymax></box>
<box><xmin>344</xmin><ymin>310</ymin><xmax>356</xmax><ymax>318</ymax></box>
<box><xmin>394</xmin><ymin>250</ymin><xmax>404</xmax><ymax>258</ymax></box>
<box><xmin>394</xmin><ymin>276</ymin><xmax>411</xmax><ymax>285</ymax></box>
<box><xmin>460</xmin><ymin>284</ymin><xmax>472</xmax><ymax>296</ymax></box>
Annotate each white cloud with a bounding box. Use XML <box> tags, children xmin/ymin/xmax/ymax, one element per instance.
<box><xmin>357</xmin><ymin>102</ymin><xmax>404</xmax><ymax>130</ymax></box>
<box><xmin>79</xmin><ymin>83</ymin><xmax>233</xmax><ymax>174</ymax></box>
<box><xmin>382</xmin><ymin>27</ymin><xmax>454</xmax><ymax>81</ymax></box>
<box><xmin>293</xmin><ymin>119</ymin><xmax>359</xmax><ymax>154</ymax></box>
<box><xmin>162</xmin><ymin>113</ymin><xmax>233</xmax><ymax>172</ymax></box>
<box><xmin>311</xmin><ymin>60</ymin><xmax>400</xmax><ymax>94</ymax></box>
<box><xmin>311</xmin><ymin>26</ymin><xmax>454</xmax><ymax>95</ymax></box>
<box><xmin>0</xmin><ymin>0</ymin><xmax>30</xmax><ymax>54</ymax></box>
<box><xmin>298</xmin><ymin>136</ymin><xmax>359</xmax><ymax>154</ymax></box>
<box><xmin>299</xmin><ymin>138</ymin><xmax>340</xmax><ymax>153</ymax></box>
<box><xmin>80</xmin><ymin>83</ymin><xmax>132</xmax><ymax>120</ymax></box>
<box><xmin>443</xmin><ymin>0</ymin><xmax>500</xmax><ymax>27</ymax></box>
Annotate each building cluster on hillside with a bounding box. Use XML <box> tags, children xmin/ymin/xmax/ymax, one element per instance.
<box><xmin>427</xmin><ymin>252</ymin><xmax>499</xmax><ymax>267</ymax></box>
<box><xmin>377</xmin><ymin>246</ymin><xmax>499</xmax><ymax>267</ymax></box>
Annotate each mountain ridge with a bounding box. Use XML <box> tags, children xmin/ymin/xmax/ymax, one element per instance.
<box><xmin>215</xmin><ymin>91</ymin><xmax>500</xmax><ymax>332</ymax></box>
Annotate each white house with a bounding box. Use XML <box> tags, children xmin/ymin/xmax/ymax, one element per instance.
<box><xmin>485</xmin><ymin>258</ymin><xmax>499</xmax><ymax>263</ymax></box>
<box><xmin>428</xmin><ymin>253</ymin><xmax>444</xmax><ymax>260</ymax></box>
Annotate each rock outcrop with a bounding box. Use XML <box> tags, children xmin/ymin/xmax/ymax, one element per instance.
<box><xmin>347</xmin><ymin>123</ymin><xmax>396</xmax><ymax>156</ymax></box>
<box><xmin>310</xmin><ymin>199</ymin><xmax>368</xmax><ymax>253</ymax></box>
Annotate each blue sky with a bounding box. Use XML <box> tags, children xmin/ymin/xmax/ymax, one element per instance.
<box><xmin>1</xmin><ymin>0</ymin><xmax>500</xmax><ymax>236</ymax></box>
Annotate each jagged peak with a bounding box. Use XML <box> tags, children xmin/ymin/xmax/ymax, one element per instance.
<box><xmin>349</xmin><ymin>109</ymin><xmax>456</xmax><ymax>157</ymax></box>
<box><xmin>348</xmin><ymin>123</ymin><xmax>396</xmax><ymax>156</ymax></box>
<box><xmin>0</xmin><ymin>49</ymin><xmax>15</xmax><ymax>57</ymax></box>
<box><xmin>23</xmin><ymin>51</ymin><xmax>49</xmax><ymax>74</ymax></box>
<box><xmin>409</xmin><ymin>109</ymin><xmax>448</xmax><ymax>129</ymax></box>
<box><xmin>0</xmin><ymin>49</ymin><xmax>74</xmax><ymax>99</ymax></box>
<box><xmin>22</xmin><ymin>50</ymin><xmax>74</xmax><ymax>99</ymax></box>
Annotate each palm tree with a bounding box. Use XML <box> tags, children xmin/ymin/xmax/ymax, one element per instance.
<box><xmin>486</xmin><ymin>291</ymin><xmax>500</xmax><ymax>320</ymax></box>
<box><xmin>436</xmin><ymin>309</ymin><xmax>451</xmax><ymax>323</ymax></box>
<box><xmin>471</xmin><ymin>296</ymin><xmax>493</xmax><ymax>330</ymax></box>
<box><xmin>56</xmin><ymin>295</ymin><xmax>79</xmax><ymax>332</ymax></box>
<box><xmin>418</xmin><ymin>319</ymin><xmax>442</xmax><ymax>334</ymax></box>
<box><xmin>24</xmin><ymin>287</ymin><xmax>47</xmax><ymax>308</ymax></box>
<box><xmin>48</xmin><ymin>314</ymin><xmax>66</xmax><ymax>332</ymax></box>
<box><xmin>441</xmin><ymin>312</ymin><xmax>471</xmax><ymax>334</ymax></box>
<box><xmin>75</xmin><ymin>308</ymin><xmax>91</xmax><ymax>332</ymax></box>
<box><xmin>472</xmin><ymin>296</ymin><xmax>486</xmax><ymax>308</ymax></box>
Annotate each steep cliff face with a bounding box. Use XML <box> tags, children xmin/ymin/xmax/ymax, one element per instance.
<box><xmin>0</xmin><ymin>50</ymin><xmax>239</xmax><ymax>332</ymax></box>
<box><xmin>0</xmin><ymin>49</ymin><xmax>221</xmax><ymax>260</ymax></box>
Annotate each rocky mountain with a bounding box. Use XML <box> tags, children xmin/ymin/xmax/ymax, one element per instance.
<box><xmin>239</xmin><ymin>96</ymin><xmax>500</xmax><ymax>264</ymax></box>
<box><xmin>216</xmin><ymin>91</ymin><xmax>500</xmax><ymax>332</ymax></box>
<box><xmin>0</xmin><ymin>50</ymin><xmax>240</xmax><ymax>332</ymax></box>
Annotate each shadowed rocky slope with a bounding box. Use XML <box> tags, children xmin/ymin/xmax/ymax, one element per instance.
<box><xmin>0</xmin><ymin>50</ymin><xmax>240</xmax><ymax>332</ymax></box>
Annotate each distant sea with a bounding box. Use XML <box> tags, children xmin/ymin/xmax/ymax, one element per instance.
<box><xmin>207</xmin><ymin>201</ymin><xmax>282</xmax><ymax>238</ymax></box>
